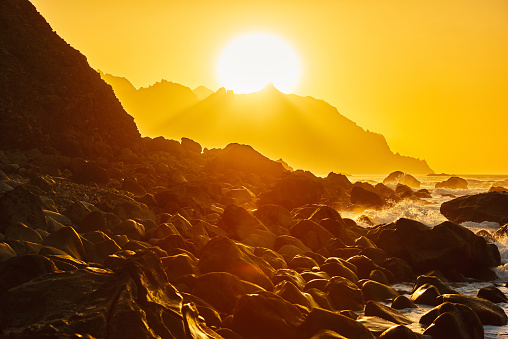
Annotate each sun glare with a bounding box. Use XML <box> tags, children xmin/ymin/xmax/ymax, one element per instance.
<box><xmin>217</xmin><ymin>33</ymin><xmax>301</xmax><ymax>94</ymax></box>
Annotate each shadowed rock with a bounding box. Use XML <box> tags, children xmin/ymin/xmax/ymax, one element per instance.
<box><xmin>440</xmin><ymin>191</ymin><xmax>508</xmax><ymax>224</ymax></box>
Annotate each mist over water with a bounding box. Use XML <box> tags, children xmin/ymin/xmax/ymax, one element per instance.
<box><xmin>343</xmin><ymin>174</ymin><xmax>508</xmax><ymax>337</ymax></box>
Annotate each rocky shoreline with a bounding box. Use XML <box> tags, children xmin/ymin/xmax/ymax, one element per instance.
<box><xmin>1</xmin><ymin>143</ymin><xmax>507</xmax><ymax>339</ymax></box>
<box><xmin>2</xmin><ymin>1</ymin><xmax>508</xmax><ymax>337</ymax></box>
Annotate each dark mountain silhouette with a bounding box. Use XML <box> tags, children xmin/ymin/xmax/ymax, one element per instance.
<box><xmin>0</xmin><ymin>0</ymin><xmax>140</xmax><ymax>158</ymax></box>
<box><xmin>103</xmin><ymin>76</ymin><xmax>433</xmax><ymax>174</ymax></box>
<box><xmin>99</xmin><ymin>72</ymin><xmax>199</xmax><ymax>136</ymax></box>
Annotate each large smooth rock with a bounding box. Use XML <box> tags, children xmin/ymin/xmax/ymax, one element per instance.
<box><xmin>299</xmin><ymin>307</ymin><xmax>375</xmax><ymax>339</ymax></box>
<box><xmin>439</xmin><ymin>293</ymin><xmax>508</xmax><ymax>325</ymax></box>
<box><xmin>326</xmin><ymin>276</ymin><xmax>364</xmax><ymax>311</ymax></box>
<box><xmin>232</xmin><ymin>291</ymin><xmax>306</xmax><ymax>339</ymax></box>
<box><xmin>350</xmin><ymin>186</ymin><xmax>387</xmax><ymax>209</ymax></box>
<box><xmin>192</xmin><ymin>271</ymin><xmax>246</xmax><ymax>314</ymax></box>
<box><xmin>0</xmin><ymin>254</ymin><xmax>58</xmax><ymax>295</ymax></box>
<box><xmin>362</xmin><ymin>280</ymin><xmax>399</xmax><ymax>302</ymax></box>
<box><xmin>379</xmin><ymin>325</ymin><xmax>419</xmax><ymax>339</ymax></box>
<box><xmin>364</xmin><ymin>300</ymin><xmax>412</xmax><ymax>325</ymax></box>
<box><xmin>290</xmin><ymin>219</ymin><xmax>335</xmax><ymax>252</ymax></box>
<box><xmin>161</xmin><ymin>253</ymin><xmax>200</xmax><ymax>283</ymax></box>
<box><xmin>274</xmin><ymin>280</ymin><xmax>319</xmax><ymax>310</ymax></box>
<box><xmin>321</xmin><ymin>260</ymin><xmax>359</xmax><ymax>284</ymax></box>
<box><xmin>258</xmin><ymin>171</ymin><xmax>324</xmax><ymax>210</ymax></box>
<box><xmin>371</xmin><ymin>218</ymin><xmax>501</xmax><ymax>276</ymax></box>
<box><xmin>155</xmin><ymin>183</ymin><xmax>212</xmax><ymax>214</ymax></box>
<box><xmin>421</xmin><ymin>302</ymin><xmax>483</xmax><ymax>339</ymax></box>
<box><xmin>221</xmin><ymin>204</ymin><xmax>274</xmax><ymax>245</ymax></box>
<box><xmin>0</xmin><ymin>250</ymin><xmax>213</xmax><ymax>338</ymax></box>
<box><xmin>43</xmin><ymin>226</ymin><xmax>87</xmax><ymax>261</ymax></box>
<box><xmin>383</xmin><ymin>171</ymin><xmax>421</xmax><ymax>188</ymax></box>
<box><xmin>477</xmin><ymin>286</ymin><xmax>508</xmax><ymax>303</ymax></box>
<box><xmin>272</xmin><ymin>268</ymin><xmax>306</xmax><ymax>291</ymax></box>
<box><xmin>0</xmin><ymin>185</ymin><xmax>47</xmax><ymax>232</ymax></box>
<box><xmin>4</xmin><ymin>222</ymin><xmax>44</xmax><ymax>244</ymax></box>
<box><xmin>440</xmin><ymin>191</ymin><xmax>508</xmax><ymax>224</ymax></box>
<box><xmin>435</xmin><ymin>176</ymin><xmax>468</xmax><ymax>189</ymax></box>
<box><xmin>253</xmin><ymin>204</ymin><xmax>293</xmax><ymax>230</ymax></box>
<box><xmin>198</xmin><ymin>236</ymin><xmax>274</xmax><ymax>290</ymax></box>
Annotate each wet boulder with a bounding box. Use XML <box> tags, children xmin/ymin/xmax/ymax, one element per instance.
<box><xmin>0</xmin><ymin>254</ymin><xmax>58</xmax><ymax>295</ymax></box>
<box><xmin>372</xmin><ymin>218</ymin><xmax>501</xmax><ymax>277</ymax></box>
<box><xmin>383</xmin><ymin>171</ymin><xmax>421</xmax><ymax>188</ymax></box>
<box><xmin>191</xmin><ymin>272</ymin><xmax>246</xmax><ymax>314</ymax></box>
<box><xmin>326</xmin><ymin>276</ymin><xmax>364</xmax><ymax>311</ymax></box>
<box><xmin>379</xmin><ymin>325</ymin><xmax>419</xmax><ymax>339</ymax></box>
<box><xmin>0</xmin><ymin>250</ymin><xmax>209</xmax><ymax>338</ymax></box>
<box><xmin>299</xmin><ymin>307</ymin><xmax>375</xmax><ymax>339</ymax></box>
<box><xmin>221</xmin><ymin>204</ymin><xmax>275</xmax><ymax>247</ymax></box>
<box><xmin>421</xmin><ymin>302</ymin><xmax>483</xmax><ymax>339</ymax></box>
<box><xmin>477</xmin><ymin>285</ymin><xmax>508</xmax><ymax>303</ymax></box>
<box><xmin>232</xmin><ymin>291</ymin><xmax>306</xmax><ymax>339</ymax></box>
<box><xmin>290</xmin><ymin>219</ymin><xmax>335</xmax><ymax>252</ymax></box>
<box><xmin>274</xmin><ymin>280</ymin><xmax>319</xmax><ymax>310</ymax></box>
<box><xmin>350</xmin><ymin>186</ymin><xmax>387</xmax><ymax>209</ymax></box>
<box><xmin>361</xmin><ymin>280</ymin><xmax>399</xmax><ymax>302</ymax></box>
<box><xmin>391</xmin><ymin>295</ymin><xmax>417</xmax><ymax>309</ymax></box>
<box><xmin>435</xmin><ymin>176</ymin><xmax>468</xmax><ymax>189</ymax></box>
<box><xmin>253</xmin><ymin>204</ymin><xmax>292</xmax><ymax>230</ymax></box>
<box><xmin>411</xmin><ymin>283</ymin><xmax>441</xmax><ymax>306</ymax></box>
<box><xmin>364</xmin><ymin>300</ymin><xmax>412</xmax><ymax>325</ymax></box>
<box><xmin>258</xmin><ymin>171</ymin><xmax>324</xmax><ymax>210</ymax></box>
<box><xmin>440</xmin><ymin>191</ymin><xmax>508</xmax><ymax>224</ymax></box>
<box><xmin>198</xmin><ymin>236</ymin><xmax>274</xmax><ymax>290</ymax></box>
<box><xmin>440</xmin><ymin>293</ymin><xmax>508</xmax><ymax>325</ymax></box>
<box><xmin>272</xmin><ymin>268</ymin><xmax>306</xmax><ymax>290</ymax></box>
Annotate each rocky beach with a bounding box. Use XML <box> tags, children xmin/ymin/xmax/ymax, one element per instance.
<box><xmin>2</xmin><ymin>0</ymin><xmax>508</xmax><ymax>338</ymax></box>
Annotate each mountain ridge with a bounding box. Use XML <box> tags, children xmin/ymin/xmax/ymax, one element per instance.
<box><xmin>102</xmin><ymin>73</ymin><xmax>433</xmax><ymax>175</ymax></box>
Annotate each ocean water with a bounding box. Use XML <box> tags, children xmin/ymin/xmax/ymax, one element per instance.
<box><xmin>341</xmin><ymin>174</ymin><xmax>508</xmax><ymax>337</ymax></box>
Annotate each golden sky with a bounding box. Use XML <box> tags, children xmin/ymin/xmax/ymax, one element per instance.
<box><xmin>30</xmin><ymin>0</ymin><xmax>508</xmax><ymax>174</ymax></box>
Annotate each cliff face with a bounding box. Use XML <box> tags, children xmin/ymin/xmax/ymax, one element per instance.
<box><xmin>0</xmin><ymin>0</ymin><xmax>140</xmax><ymax>158</ymax></box>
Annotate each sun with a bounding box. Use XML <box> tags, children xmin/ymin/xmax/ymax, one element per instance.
<box><xmin>217</xmin><ymin>33</ymin><xmax>302</xmax><ymax>94</ymax></box>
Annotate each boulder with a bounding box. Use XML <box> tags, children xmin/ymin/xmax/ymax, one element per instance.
<box><xmin>4</xmin><ymin>222</ymin><xmax>44</xmax><ymax>244</ymax></box>
<box><xmin>0</xmin><ymin>250</ymin><xmax>210</xmax><ymax>338</ymax></box>
<box><xmin>435</xmin><ymin>176</ymin><xmax>468</xmax><ymax>189</ymax></box>
<box><xmin>361</xmin><ymin>280</ymin><xmax>399</xmax><ymax>302</ymax></box>
<box><xmin>379</xmin><ymin>325</ymin><xmax>419</xmax><ymax>339</ymax></box>
<box><xmin>254</xmin><ymin>247</ymin><xmax>288</xmax><ymax>270</ymax></box>
<box><xmin>258</xmin><ymin>171</ymin><xmax>324</xmax><ymax>210</ymax></box>
<box><xmin>0</xmin><ymin>242</ymin><xmax>17</xmax><ymax>262</ymax></box>
<box><xmin>155</xmin><ymin>183</ymin><xmax>212</xmax><ymax>215</ymax></box>
<box><xmin>232</xmin><ymin>291</ymin><xmax>306</xmax><ymax>339</ymax></box>
<box><xmin>440</xmin><ymin>293</ymin><xmax>508</xmax><ymax>325</ymax></box>
<box><xmin>290</xmin><ymin>219</ymin><xmax>335</xmax><ymax>252</ymax></box>
<box><xmin>372</xmin><ymin>218</ymin><xmax>501</xmax><ymax>276</ymax></box>
<box><xmin>364</xmin><ymin>300</ymin><xmax>412</xmax><ymax>325</ymax></box>
<box><xmin>161</xmin><ymin>253</ymin><xmax>200</xmax><ymax>283</ymax></box>
<box><xmin>43</xmin><ymin>226</ymin><xmax>87</xmax><ymax>261</ymax></box>
<box><xmin>326</xmin><ymin>276</ymin><xmax>364</xmax><ymax>311</ymax></box>
<box><xmin>0</xmin><ymin>254</ymin><xmax>58</xmax><ymax>295</ymax></box>
<box><xmin>272</xmin><ymin>268</ymin><xmax>307</xmax><ymax>291</ymax></box>
<box><xmin>198</xmin><ymin>236</ymin><xmax>274</xmax><ymax>290</ymax></box>
<box><xmin>412</xmin><ymin>275</ymin><xmax>458</xmax><ymax>295</ymax></box>
<box><xmin>320</xmin><ymin>260</ymin><xmax>359</xmax><ymax>284</ymax></box>
<box><xmin>113</xmin><ymin>199</ymin><xmax>155</xmax><ymax>222</ymax></box>
<box><xmin>274</xmin><ymin>235</ymin><xmax>312</xmax><ymax>252</ymax></box>
<box><xmin>221</xmin><ymin>204</ymin><xmax>274</xmax><ymax>244</ymax></box>
<box><xmin>383</xmin><ymin>171</ymin><xmax>421</xmax><ymax>188</ymax></box>
<box><xmin>192</xmin><ymin>272</ymin><xmax>246</xmax><ymax>314</ymax></box>
<box><xmin>411</xmin><ymin>283</ymin><xmax>441</xmax><ymax>306</ymax></box>
<box><xmin>350</xmin><ymin>186</ymin><xmax>387</xmax><ymax>209</ymax></box>
<box><xmin>0</xmin><ymin>185</ymin><xmax>47</xmax><ymax>232</ymax></box>
<box><xmin>253</xmin><ymin>204</ymin><xmax>292</xmax><ymax>230</ymax></box>
<box><xmin>274</xmin><ymin>280</ymin><xmax>319</xmax><ymax>310</ymax></box>
<box><xmin>310</xmin><ymin>329</ymin><xmax>348</xmax><ymax>339</ymax></box>
<box><xmin>289</xmin><ymin>254</ymin><xmax>318</xmax><ymax>271</ymax></box>
<box><xmin>421</xmin><ymin>302</ymin><xmax>483</xmax><ymax>339</ymax></box>
<box><xmin>440</xmin><ymin>191</ymin><xmax>508</xmax><ymax>224</ymax></box>
<box><xmin>299</xmin><ymin>307</ymin><xmax>375</xmax><ymax>339</ymax></box>
<box><xmin>391</xmin><ymin>295</ymin><xmax>417</xmax><ymax>309</ymax></box>
<box><xmin>477</xmin><ymin>285</ymin><xmax>508</xmax><ymax>303</ymax></box>
<box><xmin>319</xmin><ymin>218</ymin><xmax>357</xmax><ymax>245</ymax></box>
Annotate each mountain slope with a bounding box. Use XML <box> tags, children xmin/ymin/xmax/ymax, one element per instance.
<box><xmin>0</xmin><ymin>0</ymin><xmax>140</xmax><ymax>158</ymax></box>
<box><xmin>103</xmin><ymin>75</ymin><xmax>432</xmax><ymax>174</ymax></box>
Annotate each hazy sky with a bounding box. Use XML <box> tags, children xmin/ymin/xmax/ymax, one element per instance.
<box><xmin>30</xmin><ymin>0</ymin><xmax>508</xmax><ymax>174</ymax></box>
